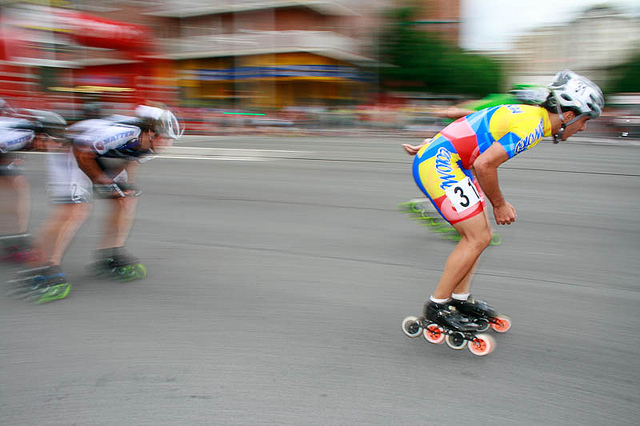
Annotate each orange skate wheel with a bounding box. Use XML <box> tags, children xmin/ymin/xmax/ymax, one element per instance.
<box><xmin>423</xmin><ymin>323</ymin><xmax>445</xmax><ymax>344</ymax></box>
<box><xmin>468</xmin><ymin>334</ymin><xmax>495</xmax><ymax>356</ymax></box>
<box><xmin>490</xmin><ymin>315</ymin><xmax>512</xmax><ymax>333</ymax></box>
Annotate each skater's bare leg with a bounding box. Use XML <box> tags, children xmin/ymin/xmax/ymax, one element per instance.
<box><xmin>40</xmin><ymin>203</ymin><xmax>91</xmax><ymax>266</ymax></box>
<box><xmin>99</xmin><ymin>196</ymin><xmax>137</xmax><ymax>249</ymax></box>
<box><xmin>432</xmin><ymin>212</ymin><xmax>492</xmax><ymax>300</ymax></box>
<box><xmin>0</xmin><ymin>175</ymin><xmax>30</xmax><ymax>234</ymax></box>
<box><xmin>452</xmin><ymin>210</ymin><xmax>493</xmax><ymax>295</ymax></box>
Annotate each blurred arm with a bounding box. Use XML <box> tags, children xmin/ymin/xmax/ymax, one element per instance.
<box><xmin>73</xmin><ymin>145</ymin><xmax>110</xmax><ymax>185</ymax></box>
<box><xmin>402</xmin><ymin>137</ymin><xmax>432</xmax><ymax>156</ymax></box>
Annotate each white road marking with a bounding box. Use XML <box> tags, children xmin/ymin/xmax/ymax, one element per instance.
<box><xmin>23</xmin><ymin>147</ymin><xmax>312</xmax><ymax>162</ymax></box>
<box><xmin>158</xmin><ymin>146</ymin><xmax>310</xmax><ymax>161</ymax></box>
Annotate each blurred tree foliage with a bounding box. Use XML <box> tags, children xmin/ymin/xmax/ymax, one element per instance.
<box><xmin>609</xmin><ymin>50</ymin><xmax>640</xmax><ymax>93</ymax></box>
<box><xmin>378</xmin><ymin>6</ymin><xmax>503</xmax><ymax>97</ymax></box>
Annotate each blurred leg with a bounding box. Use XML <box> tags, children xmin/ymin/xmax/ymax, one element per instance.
<box><xmin>45</xmin><ymin>203</ymin><xmax>92</xmax><ymax>266</ymax></box>
<box><xmin>99</xmin><ymin>196</ymin><xmax>138</xmax><ymax>249</ymax></box>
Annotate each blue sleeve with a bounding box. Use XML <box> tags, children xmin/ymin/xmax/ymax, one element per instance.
<box><xmin>495</xmin><ymin>132</ymin><xmax>520</xmax><ymax>158</ymax></box>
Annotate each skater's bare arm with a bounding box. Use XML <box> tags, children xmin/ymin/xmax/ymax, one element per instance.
<box><xmin>73</xmin><ymin>145</ymin><xmax>111</xmax><ymax>185</ymax></box>
<box><xmin>430</xmin><ymin>106</ymin><xmax>474</xmax><ymax>120</ymax></box>
<box><xmin>473</xmin><ymin>143</ymin><xmax>516</xmax><ymax>225</ymax></box>
<box><xmin>402</xmin><ymin>138</ymin><xmax>431</xmax><ymax>156</ymax></box>
<box><xmin>124</xmin><ymin>160</ymin><xmax>138</xmax><ymax>182</ymax></box>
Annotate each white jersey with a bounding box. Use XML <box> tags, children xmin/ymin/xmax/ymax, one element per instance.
<box><xmin>70</xmin><ymin>118</ymin><xmax>144</xmax><ymax>159</ymax></box>
<box><xmin>0</xmin><ymin>117</ymin><xmax>35</xmax><ymax>153</ymax></box>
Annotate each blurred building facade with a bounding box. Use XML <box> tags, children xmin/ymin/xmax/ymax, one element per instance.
<box><xmin>0</xmin><ymin>0</ymin><xmax>467</xmax><ymax>112</ymax></box>
<box><xmin>145</xmin><ymin>0</ymin><xmax>384</xmax><ymax>109</ymax></box>
<box><xmin>510</xmin><ymin>5</ymin><xmax>640</xmax><ymax>85</ymax></box>
<box><xmin>410</xmin><ymin>0</ymin><xmax>460</xmax><ymax>45</ymax></box>
<box><xmin>0</xmin><ymin>0</ymin><xmax>178</xmax><ymax>115</ymax></box>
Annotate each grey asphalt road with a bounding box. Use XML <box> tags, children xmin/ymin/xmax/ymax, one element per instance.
<box><xmin>1</xmin><ymin>135</ymin><xmax>639</xmax><ymax>425</ymax></box>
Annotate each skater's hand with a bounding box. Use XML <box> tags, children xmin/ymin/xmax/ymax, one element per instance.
<box><xmin>402</xmin><ymin>143</ymin><xmax>423</xmax><ymax>156</ymax></box>
<box><xmin>493</xmin><ymin>202</ymin><xmax>516</xmax><ymax>225</ymax></box>
<box><xmin>117</xmin><ymin>182</ymin><xmax>142</xmax><ymax>197</ymax></box>
<box><xmin>94</xmin><ymin>183</ymin><xmax>127</xmax><ymax>199</ymax></box>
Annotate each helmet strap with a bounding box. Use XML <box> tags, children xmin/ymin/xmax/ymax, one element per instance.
<box><xmin>553</xmin><ymin>123</ymin><xmax>566</xmax><ymax>144</ymax></box>
<box><xmin>552</xmin><ymin>103</ymin><xmax>585</xmax><ymax>143</ymax></box>
<box><xmin>553</xmin><ymin>103</ymin><xmax>565</xmax><ymax>144</ymax></box>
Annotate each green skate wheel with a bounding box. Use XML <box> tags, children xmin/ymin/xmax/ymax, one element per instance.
<box><xmin>35</xmin><ymin>283</ymin><xmax>71</xmax><ymax>304</ymax></box>
<box><xmin>118</xmin><ymin>263</ymin><xmax>147</xmax><ymax>281</ymax></box>
<box><xmin>133</xmin><ymin>264</ymin><xmax>147</xmax><ymax>279</ymax></box>
<box><xmin>443</xmin><ymin>233</ymin><xmax>462</xmax><ymax>242</ymax></box>
<box><xmin>397</xmin><ymin>202</ymin><xmax>418</xmax><ymax>213</ymax></box>
<box><xmin>432</xmin><ymin>224</ymin><xmax>456</xmax><ymax>234</ymax></box>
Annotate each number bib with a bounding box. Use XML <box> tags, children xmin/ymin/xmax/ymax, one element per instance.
<box><xmin>445</xmin><ymin>177</ymin><xmax>482</xmax><ymax>212</ymax></box>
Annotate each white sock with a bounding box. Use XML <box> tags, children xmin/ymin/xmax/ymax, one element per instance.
<box><xmin>430</xmin><ymin>295</ymin><xmax>450</xmax><ymax>304</ymax></box>
<box><xmin>452</xmin><ymin>293</ymin><xmax>470</xmax><ymax>301</ymax></box>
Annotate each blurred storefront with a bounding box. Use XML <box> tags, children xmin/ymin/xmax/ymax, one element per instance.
<box><xmin>0</xmin><ymin>1</ymin><xmax>176</xmax><ymax>116</ymax></box>
<box><xmin>148</xmin><ymin>0</ymin><xmax>377</xmax><ymax>109</ymax></box>
<box><xmin>177</xmin><ymin>52</ymin><xmax>370</xmax><ymax>109</ymax></box>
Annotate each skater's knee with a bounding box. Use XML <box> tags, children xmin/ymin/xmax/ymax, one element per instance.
<box><xmin>461</xmin><ymin>229</ymin><xmax>492</xmax><ymax>252</ymax></box>
<box><xmin>114</xmin><ymin>196</ymin><xmax>137</xmax><ymax>212</ymax></box>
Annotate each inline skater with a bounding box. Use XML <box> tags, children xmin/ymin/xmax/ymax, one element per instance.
<box><xmin>431</xmin><ymin>84</ymin><xmax>551</xmax><ymax>121</ymax></box>
<box><xmin>400</xmin><ymin>84</ymin><xmax>551</xmax><ymax>244</ymax></box>
<box><xmin>0</xmin><ymin>105</ymin><xmax>66</xmax><ymax>264</ymax></box>
<box><xmin>9</xmin><ymin>104</ymin><xmax>182</xmax><ymax>304</ymax></box>
<box><xmin>401</xmin><ymin>70</ymin><xmax>605</xmax><ymax>355</ymax></box>
<box><xmin>76</xmin><ymin>104</ymin><xmax>182</xmax><ymax>279</ymax></box>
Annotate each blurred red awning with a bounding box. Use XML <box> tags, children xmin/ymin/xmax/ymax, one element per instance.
<box><xmin>54</xmin><ymin>9</ymin><xmax>152</xmax><ymax>53</ymax></box>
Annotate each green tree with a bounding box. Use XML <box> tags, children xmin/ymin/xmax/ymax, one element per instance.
<box><xmin>609</xmin><ymin>50</ymin><xmax>640</xmax><ymax>93</ymax></box>
<box><xmin>378</xmin><ymin>5</ymin><xmax>503</xmax><ymax>97</ymax></box>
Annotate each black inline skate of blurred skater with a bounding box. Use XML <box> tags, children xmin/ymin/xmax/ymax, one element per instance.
<box><xmin>91</xmin><ymin>246</ymin><xmax>146</xmax><ymax>281</ymax></box>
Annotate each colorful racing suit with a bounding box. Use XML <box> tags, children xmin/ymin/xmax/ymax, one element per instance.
<box><xmin>412</xmin><ymin>105</ymin><xmax>552</xmax><ymax>224</ymax></box>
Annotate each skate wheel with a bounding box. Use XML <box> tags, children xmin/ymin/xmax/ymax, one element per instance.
<box><xmin>401</xmin><ymin>316</ymin><xmax>423</xmax><ymax>338</ymax></box>
<box><xmin>490</xmin><ymin>315</ymin><xmax>511</xmax><ymax>333</ymax></box>
<box><xmin>468</xmin><ymin>334</ymin><xmax>495</xmax><ymax>356</ymax></box>
<box><xmin>445</xmin><ymin>332</ymin><xmax>467</xmax><ymax>350</ymax></box>
<box><xmin>423</xmin><ymin>323</ymin><xmax>445</xmax><ymax>344</ymax></box>
<box><xmin>133</xmin><ymin>264</ymin><xmax>147</xmax><ymax>279</ymax></box>
<box><xmin>475</xmin><ymin>318</ymin><xmax>490</xmax><ymax>332</ymax></box>
<box><xmin>119</xmin><ymin>264</ymin><xmax>146</xmax><ymax>281</ymax></box>
<box><xmin>490</xmin><ymin>234</ymin><xmax>502</xmax><ymax>246</ymax></box>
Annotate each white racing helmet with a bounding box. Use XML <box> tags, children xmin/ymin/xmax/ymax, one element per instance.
<box><xmin>546</xmin><ymin>70</ymin><xmax>604</xmax><ymax>142</ymax></box>
<box><xmin>21</xmin><ymin>109</ymin><xmax>67</xmax><ymax>140</ymax></box>
<box><xmin>135</xmin><ymin>105</ymin><xmax>184</xmax><ymax>140</ymax></box>
<box><xmin>0</xmin><ymin>98</ymin><xmax>16</xmax><ymax>115</ymax></box>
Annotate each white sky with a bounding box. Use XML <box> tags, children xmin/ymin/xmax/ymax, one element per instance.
<box><xmin>460</xmin><ymin>0</ymin><xmax>640</xmax><ymax>51</ymax></box>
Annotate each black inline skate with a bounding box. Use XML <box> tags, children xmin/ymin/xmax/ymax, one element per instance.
<box><xmin>449</xmin><ymin>295</ymin><xmax>511</xmax><ymax>333</ymax></box>
<box><xmin>402</xmin><ymin>301</ymin><xmax>495</xmax><ymax>356</ymax></box>
<box><xmin>91</xmin><ymin>247</ymin><xmax>146</xmax><ymax>281</ymax></box>
<box><xmin>6</xmin><ymin>264</ymin><xmax>71</xmax><ymax>304</ymax></box>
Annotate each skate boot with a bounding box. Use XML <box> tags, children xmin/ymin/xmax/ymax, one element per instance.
<box><xmin>0</xmin><ymin>233</ymin><xmax>43</xmax><ymax>263</ymax></box>
<box><xmin>401</xmin><ymin>301</ymin><xmax>496</xmax><ymax>356</ymax></box>
<box><xmin>6</xmin><ymin>265</ymin><xmax>71</xmax><ymax>304</ymax></box>
<box><xmin>92</xmin><ymin>247</ymin><xmax>146</xmax><ymax>281</ymax></box>
<box><xmin>449</xmin><ymin>295</ymin><xmax>512</xmax><ymax>333</ymax></box>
